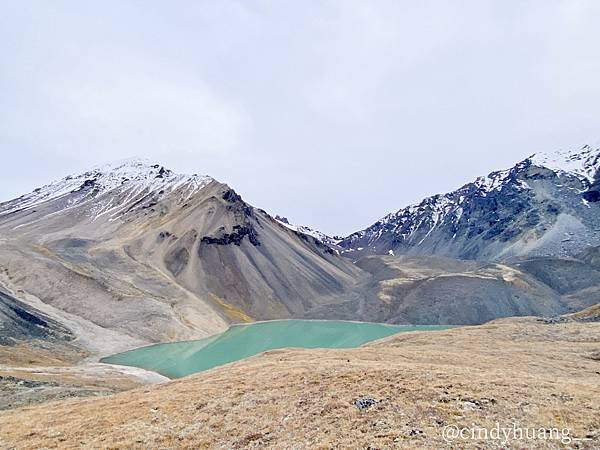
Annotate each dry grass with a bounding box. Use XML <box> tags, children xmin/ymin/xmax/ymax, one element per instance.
<box><xmin>0</xmin><ymin>317</ymin><xmax>599</xmax><ymax>449</ymax></box>
<box><xmin>0</xmin><ymin>343</ymin><xmax>83</xmax><ymax>367</ymax></box>
<box><xmin>209</xmin><ymin>293</ymin><xmax>254</xmax><ymax>323</ymax></box>
<box><xmin>0</xmin><ymin>343</ymin><xmax>165</xmax><ymax>411</ymax></box>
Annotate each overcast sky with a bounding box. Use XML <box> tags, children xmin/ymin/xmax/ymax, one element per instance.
<box><xmin>1</xmin><ymin>1</ymin><xmax>600</xmax><ymax>235</ymax></box>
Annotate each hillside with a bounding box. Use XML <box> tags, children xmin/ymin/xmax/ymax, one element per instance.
<box><xmin>303</xmin><ymin>252</ymin><xmax>600</xmax><ymax>325</ymax></box>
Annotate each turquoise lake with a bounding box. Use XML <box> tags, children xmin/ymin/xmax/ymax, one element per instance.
<box><xmin>101</xmin><ymin>320</ymin><xmax>453</xmax><ymax>378</ymax></box>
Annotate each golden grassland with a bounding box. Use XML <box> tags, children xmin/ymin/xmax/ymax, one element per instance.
<box><xmin>0</xmin><ymin>316</ymin><xmax>599</xmax><ymax>449</ymax></box>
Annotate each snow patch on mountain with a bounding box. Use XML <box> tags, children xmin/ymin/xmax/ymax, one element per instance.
<box><xmin>274</xmin><ymin>216</ymin><xmax>340</xmax><ymax>247</ymax></box>
<box><xmin>530</xmin><ymin>144</ymin><xmax>600</xmax><ymax>182</ymax></box>
<box><xmin>0</xmin><ymin>158</ymin><xmax>213</xmax><ymax>219</ymax></box>
<box><xmin>474</xmin><ymin>168</ymin><xmax>512</xmax><ymax>193</ymax></box>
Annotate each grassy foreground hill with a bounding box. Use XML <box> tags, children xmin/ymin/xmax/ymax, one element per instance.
<box><xmin>0</xmin><ymin>313</ymin><xmax>598</xmax><ymax>449</ymax></box>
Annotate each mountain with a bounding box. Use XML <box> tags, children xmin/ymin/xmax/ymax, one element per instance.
<box><xmin>340</xmin><ymin>144</ymin><xmax>600</xmax><ymax>260</ymax></box>
<box><xmin>0</xmin><ymin>159</ymin><xmax>364</xmax><ymax>355</ymax></box>
<box><xmin>3</xmin><ymin>153</ymin><xmax>600</xmax><ymax>364</ymax></box>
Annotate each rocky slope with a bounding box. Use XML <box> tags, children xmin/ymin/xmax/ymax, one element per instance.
<box><xmin>0</xmin><ymin>289</ymin><xmax>75</xmax><ymax>346</ymax></box>
<box><xmin>306</xmin><ymin>252</ymin><xmax>600</xmax><ymax>325</ymax></box>
<box><xmin>340</xmin><ymin>144</ymin><xmax>600</xmax><ymax>260</ymax></box>
<box><xmin>0</xmin><ymin>159</ymin><xmax>365</xmax><ymax>356</ymax></box>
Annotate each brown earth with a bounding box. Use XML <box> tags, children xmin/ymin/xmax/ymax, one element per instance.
<box><xmin>0</xmin><ymin>316</ymin><xmax>598</xmax><ymax>449</ymax></box>
<box><xmin>0</xmin><ymin>342</ymin><xmax>167</xmax><ymax>411</ymax></box>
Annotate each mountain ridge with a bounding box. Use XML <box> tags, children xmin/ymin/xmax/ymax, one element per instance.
<box><xmin>339</xmin><ymin>144</ymin><xmax>600</xmax><ymax>260</ymax></box>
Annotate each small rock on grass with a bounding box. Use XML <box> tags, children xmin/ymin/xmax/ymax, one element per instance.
<box><xmin>354</xmin><ymin>397</ymin><xmax>378</xmax><ymax>411</ymax></box>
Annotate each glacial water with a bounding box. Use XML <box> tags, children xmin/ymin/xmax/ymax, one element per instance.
<box><xmin>101</xmin><ymin>320</ymin><xmax>453</xmax><ymax>378</ymax></box>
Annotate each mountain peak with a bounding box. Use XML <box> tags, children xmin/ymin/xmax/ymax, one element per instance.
<box><xmin>529</xmin><ymin>144</ymin><xmax>600</xmax><ymax>182</ymax></box>
<box><xmin>0</xmin><ymin>159</ymin><xmax>214</xmax><ymax>218</ymax></box>
<box><xmin>87</xmin><ymin>157</ymin><xmax>211</xmax><ymax>184</ymax></box>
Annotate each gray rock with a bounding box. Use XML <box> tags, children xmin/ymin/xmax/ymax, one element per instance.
<box><xmin>354</xmin><ymin>397</ymin><xmax>378</xmax><ymax>410</ymax></box>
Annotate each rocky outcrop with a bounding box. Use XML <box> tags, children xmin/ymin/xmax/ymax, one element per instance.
<box><xmin>222</xmin><ymin>188</ymin><xmax>243</xmax><ymax>203</ymax></box>
<box><xmin>201</xmin><ymin>224</ymin><xmax>260</xmax><ymax>247</ymax></box>
<box><xmin>0</xmin><ymin>289</ymin><xmax>75</xmax><ymax>345</ymax></box>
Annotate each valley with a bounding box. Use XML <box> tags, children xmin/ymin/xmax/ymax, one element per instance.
<box><xmin>0</xmin><ymin>146</ymin><xmax>600</xmax><ymax>448</ymax></box>
<box><xmin>2</xmin><ymin>150</ymin><xmax>600</xmax><ymax>364</ymax></box>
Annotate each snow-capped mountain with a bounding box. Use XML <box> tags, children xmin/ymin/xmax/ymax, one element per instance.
<box><xmin>530</xmin><ymin>144</ymin><xmax>600</xmax><ymax>183</ymax></box>
<box><xmin>274</xmin><ymin>216</ymin><xmax>341</xmax><ymax>248</ymax></box>
<box><xmin>0</xmin><ymin>158</ymin><xmax>213</xmax><ymax>221</ymax></box>
<box><xmin>0</xmin><ymin>158</ymin><xmax>363</xmax><ymax>349</ymax></box>
<box><xmin>340</xmin><ymin>144</ymin><xmax>600</xmax><ymax>260</ymax></box>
